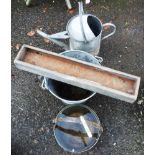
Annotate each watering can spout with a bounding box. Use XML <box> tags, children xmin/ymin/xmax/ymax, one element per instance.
<box><xmin>37</xmin><ymin>29</ymin><xmax>50</xmax><ymax>39</ymax></box>
<box><xmin>37</xmin><ymin>29</ymin><xmax>69</xmax><ymax>50</ymax></box>
<box><xmin>37</xmin><ymin>30</ymin><xmax>69</xmax><ymax>40</ymax></box>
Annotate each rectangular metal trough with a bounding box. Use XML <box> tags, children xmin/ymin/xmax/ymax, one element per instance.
<box><xmin>14</xmin><ymin>44</ymin><xmax>141</xmax><ymax>103</ymax></box>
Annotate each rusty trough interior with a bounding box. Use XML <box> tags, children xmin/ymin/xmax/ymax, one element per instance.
<box><xmin>22</xmin><ymin>48</ymin><xmax>136</xmax><ymax>95</ymax></box>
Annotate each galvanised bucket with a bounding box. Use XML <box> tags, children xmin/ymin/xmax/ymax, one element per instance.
<box><xmin>41</xmin><ymin>50</ymin><xmax>102</xmax><ymax>104</ymax></box>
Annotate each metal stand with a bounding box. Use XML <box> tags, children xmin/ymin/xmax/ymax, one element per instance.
<box><xmin>25</xmin><ymin>0</ymin><xmax>31</xmax><ymax>6</ymax></box>
<box><xmin>65</xmin><ymin>0</ymin><xmax>72</xmax><ymax>9</ymax></box>
<box><xmin>24</xmin><ymin>0</ymin><xmax>72</xmax><ymax>9</ymax></box>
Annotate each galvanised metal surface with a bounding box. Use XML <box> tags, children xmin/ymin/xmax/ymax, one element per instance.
<box><xmin>12</xmin><ymin>0</ymin><xmax>144</xmax><ymax>154</ymax></box>
<box><xmin>37</xmin><ymin>3</ymin><xmax>116</xmax><ymax>56</ymax></box>
<box><xmin>42</xmin><ymin>50</ymin><xmax>101</xmax><ymax>104</ymax></box>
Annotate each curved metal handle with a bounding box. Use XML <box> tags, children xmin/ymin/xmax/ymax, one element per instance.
<box><xmin>95</xmin><ymin>56</ymin><xmax>103</xmax><ymax>63</ymax></box>
<box><xmin>78</xmin><ymin>1</ymin><xmax>88</xmax><ymax>42</ymax></box>
<box><xmin>102</xmin><ymin>23</ymin><xmax>116</xmax><ymax>40</ymax></box>
<box><xmin>41</xmin><ymin>78</ymin><xmax>48</xmax><ymax>90</ymax></box>
<box><xmin>37</xmin><ymin>30</ymin><xmax>70</xmax><ymax>50</ymax></box>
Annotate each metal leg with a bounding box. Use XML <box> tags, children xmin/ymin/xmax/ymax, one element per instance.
<box><xmin>65</xmin><ymin>0</ymin><xmax>72</xmax><ymax>9</ymax></box>
<box><xmin>25</xmin><ymin>0</ymin><xmax>72</xmax><ymax>8</ymax></box>
<box><xmin>25</xmin><ymin>0</ymin><xmax>32</xmax><ymax>6</ymax></box>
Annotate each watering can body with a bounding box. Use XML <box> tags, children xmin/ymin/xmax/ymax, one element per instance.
<box><xmin>37</xmin><ymin>10</ymin><xmax>116</xmax><ymax>56</ymax></box>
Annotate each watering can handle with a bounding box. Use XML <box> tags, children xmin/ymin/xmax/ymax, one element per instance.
<box><xmin>78</xmin><ymin>1</ymin><xmax>88</xmax><ymax>42</ymax></box>
<box><xmin>102</xmin><ymin>23</ymin><xmax>116</xmax><ymax>40</ymax></box>
<box><xmin>41</xmin><ymin>78</ymin><xmax>48</xmax><ymax>90</ymax></box>
<box><xmin>37</xmin><ymin>30</ymin><xmax>70</xmax><ymax>50</ymax></box>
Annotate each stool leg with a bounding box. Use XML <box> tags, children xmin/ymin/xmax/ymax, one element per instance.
<box><xmin>25</xmin><ymin>0</ymin><xmax>32</xmax><ymax>6</ymax></box>
<box><xmin>65</xmin><ymin>0</ymin><xmax>72</xmax><ymax>9</ymax></box>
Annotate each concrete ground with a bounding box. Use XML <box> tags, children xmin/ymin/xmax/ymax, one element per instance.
<box><xmin>11</xmin><ymin>0</ymin><xmax>144</xmax><ymax>155</ymax></box>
